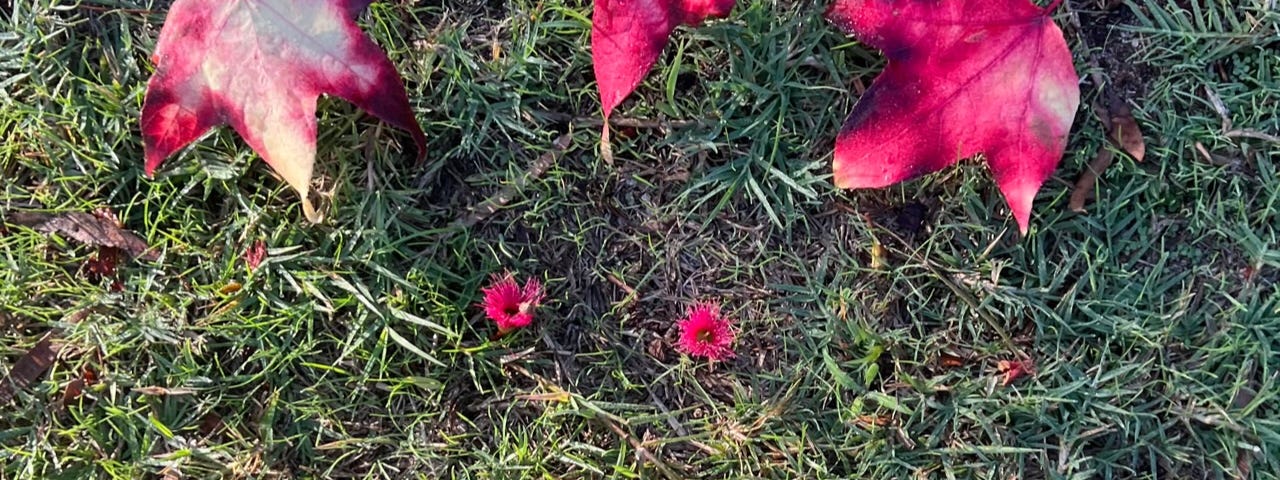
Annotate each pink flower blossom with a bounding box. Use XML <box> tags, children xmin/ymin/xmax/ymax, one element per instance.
<box><xmin>676</xmin><ymin>302</ymin><xmax>735</xmax><ymax>360</ymax></box>
<box><xmin>480</xmin><ymin>272</ymin><xmax>545</xmax><ymax>333</ymax></box>
<box><xmin>244</xmin><ymin>239</ymin><xmax>267</xmax><ymax>271</ymax></box>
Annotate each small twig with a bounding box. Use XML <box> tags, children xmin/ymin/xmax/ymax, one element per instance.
<box><xmin>606</xmin><ymin>273</ymin><xmax>640</xmax><ymax>311</ymax></box>
<box><xmin>0</xmin><ymin>335</ymin><xmax>57</xmax><ymax>405</ymax></box>
<box><xmin>506</xmin><ymin>364</ymin><xmax>680</xmax><ymax>479</ymax></box>
<box><xmin>598</xmin><ymin>415</ymin><xmax>681</xmax><ymax>480</ymax></box>
<box><xmin>453</xmin><ymin>134</ymin><xmax>573</xmax><ymax>229</ymax></box>
<box><xmin>1225</xmin><ymin>129</ymin><xmax>1280</xmax><ymax>144</ymax></box>
<box><xmin>531</xmin><ymin>111</ymin><xmax>704</xmax><ymax>130</ymax></box>
<box><xmin>1194</xmin><ymin>142</ymin><xmax>1242</xmax><ymax>168</ymax></box>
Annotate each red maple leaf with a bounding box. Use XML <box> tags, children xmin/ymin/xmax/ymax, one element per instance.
<box><xmin>827</xmin><ymin>0</ymin><xmax>1080</xmax><ymax>233</ymax></box>
<box><xmin>83</xmin><ymin>247</ymin><xmax>124</xmax><ymax>292</ymax></box>
<box><xmin>996</xmin><ymin>358</ymin><xmax>1036</xmax><ymax>386</ymax></box>
<box><xmin>592</xmin><ymin>0</ymin><xmax>735</xmax><ymax>121</ymax></box>
<box><xmin>141</xmin><ymin>0</ymin><xmax>428</xmax><ymax>221</ymax></box>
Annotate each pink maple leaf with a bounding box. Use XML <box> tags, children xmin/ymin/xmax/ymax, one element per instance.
<box><xmin>676</xmin><ymin>302</ymin><xmax>735</xmax><ymax>360</ymax></box>
<box><xmin>141</xmin><ymin>0</ymin><xmax>428</xmax><ymax>221</ymax></box>
<box><xmin>592</xmin><ymin>0</ymin><xmax>735</xmax><ymax>121</ymax></box>
<box><xmin>826</xmin><ymin>0</ymin><xmax>1080</xmax><ymax>233</ymax></box>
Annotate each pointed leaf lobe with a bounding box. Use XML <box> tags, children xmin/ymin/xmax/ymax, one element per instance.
<box><xmin>827</xmin><ymin>0</ymin><xmax>1080</xmax><ymax>233</ymax></box>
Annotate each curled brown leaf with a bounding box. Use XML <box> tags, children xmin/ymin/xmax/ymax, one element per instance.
<box><xmin>4</xmin><ymin>211</ymin><xmax>157</xmax><ymax>261</ymax></box>
<box><xmin>1069</xmin><ymin>102</ymin><xmax>1145</xmax><ymax>212</ymax></box>
<box><xmin>0</xmin><ymin>335</ymin><xmax>58</xmax><ymax>404</ymax></box>
<box><xmin>1110</xmin><ymin>112</ymin><xmax>1145</xmax><ymax>162</ymax></box>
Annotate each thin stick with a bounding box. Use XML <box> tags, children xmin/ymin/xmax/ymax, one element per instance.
<box><xmin>454</xmin><ymin>134</ymin><xmax>573</xmax><ymax>228</ymax></box>
<box><xmin>1226</xmin><ymin>129</ymin><xmax>1280</xmax><ymax>144</ymax></box>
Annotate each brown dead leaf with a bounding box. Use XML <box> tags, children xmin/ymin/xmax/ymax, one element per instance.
<box><xmin>1068</xmin><ymin>150</ymin><xmax>1115</xmax><ymax>213</ymax></box>
<box><xmin>61</xmin><ymin>378</ymin><xmax>87</xmax><ymax>404</ymax></box>
<box><xmin>1</xmin><ymin>335</ymin><xmax>58</xmax><ymax>404</ymax></box>
<box><xmin>4</xmin><ymin>211</ymin><xmax>158</xmax><ymax>261</ymax></box>
<box><xmin>1069</xmin><ymin>102</ymin><xmax>1144</xmax><ymax>212</ymax></box>
<box><xmin>83</xmin><ymin>246</ymin><xmax>125</xmax><ymax>291</ymax></box>
<box><xmin>83</xmin><ymin>247</ymin><xmax>122</xmax><ymax>281</ymax></box>
<box><xmin>1109</xmin><ymin>111</ymin><xmax>1145</xmax><ymax>162</ymax></box>
<box><xmin>61</xmin><ymin>366</ymin><xmax>98</xmax><ymax>404</ymax></box>
<box><xmin>938</xmin><ymin>353</ymin><xmax>967</xmax><ymax>369</ymax></box>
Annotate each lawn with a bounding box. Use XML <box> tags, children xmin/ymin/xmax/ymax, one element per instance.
<box><xmin>2</xmin><ymin>0</ymin><xmax>1279</xmax><ymax>478</ymax></box>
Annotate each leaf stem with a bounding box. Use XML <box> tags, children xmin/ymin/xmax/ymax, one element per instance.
<box><xmin>1045</xmin><ymin>0</ymin><xmax>1065</xmax><ymax>12</ymax></box>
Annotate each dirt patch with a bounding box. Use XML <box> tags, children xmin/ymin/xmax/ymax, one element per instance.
<box><xmin>1075</xmin><ymin>3</ymin><xmax>1157</xmax><ymax>102</ymax></box>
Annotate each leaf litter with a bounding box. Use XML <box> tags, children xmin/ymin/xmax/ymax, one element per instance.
<box><xmin>1069</xmin><ymin>101</ymin><xmax>1147</xmax><ymax>212</ymax></box>
<box><xmin>3</xmin><ymin>210</ymin><xmax>158</xmax><ymax>261</ymax></box>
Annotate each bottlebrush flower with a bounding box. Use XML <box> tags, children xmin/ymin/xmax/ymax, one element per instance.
<box><xmin>244</xmin><ymin>239</ymin><xmax>267</xmax><ymax>271</ymax></box>
<box><xmin>480</xmin><ymin>272</ymin><xmax>545</xmax><ymax>333</ymax></box>
<box><xmin>676</xmin><ymin>302</ymin><xmax>735</xmax><ymax>360</ymax></box>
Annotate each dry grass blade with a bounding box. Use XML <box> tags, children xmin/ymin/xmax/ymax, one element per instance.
<box><xmin>1225</xmin><ymin>129</ymin><xmax>1280</xmax><ymax>144</ymax></box>
<box><xmin>1204</xmin><ymin>86</ymin><xmax>1232</xmax><ymax>131</ymax></box>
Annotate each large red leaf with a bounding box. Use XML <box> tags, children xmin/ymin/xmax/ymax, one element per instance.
<box><xmin>827</xmin><ymin>0</ymin><xmax>1080</xmax><ymax>233</ymax></box>
<box><xmin>141</xmin><ymin>0</ymin><xmax>427</xmax><ymax>221</ymax></box>
<box><xmin>591</xmin><ymin>0</ymin><xmax>735</xmax><ymax>121</ymax></box>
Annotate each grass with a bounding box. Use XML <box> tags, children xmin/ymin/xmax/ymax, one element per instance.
<box><xmin>2</xmin><ymin>0</ymin><xmax>1279</xmax><ymax>478</ymax></box>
